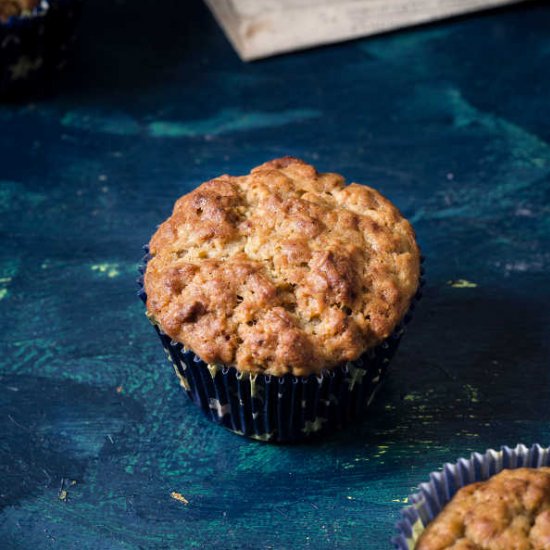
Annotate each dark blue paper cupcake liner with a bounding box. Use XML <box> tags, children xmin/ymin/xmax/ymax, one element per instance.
<box><xmin>393</xmin><ymin>443</ymin><xmax>550</xmax><ymax>548</ymax></box>
<box><xmin>0</xmin><ymin>0</ymin><xmax>82</xmax><ymax>98</ymax></box>
<box><xmin>138</xmin><ymin>247</ymin><xmax>424</xmax><ymax>443</ymax></box>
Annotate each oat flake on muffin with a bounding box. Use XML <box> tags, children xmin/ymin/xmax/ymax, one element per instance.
<box><xmin>416</xmin><ymin>468</ymin><xmax>550</xmax><ymax>550</ymax></box>
<box><xmin>144</xmin><ymin>157</ymin><xmax>420</xmax><ymax>377</ymax></box>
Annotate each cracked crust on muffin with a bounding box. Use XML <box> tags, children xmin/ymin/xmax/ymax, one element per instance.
<box><xmin>144</xmin><ymin>157</ymin><xmax>420</xmax><ymax>376</ymax></box>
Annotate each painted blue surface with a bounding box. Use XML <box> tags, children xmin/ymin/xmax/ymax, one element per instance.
<box><xmin>1</xmin><ymin>0</ymin><xmax>550</xmax><ymax>548</ymax></box>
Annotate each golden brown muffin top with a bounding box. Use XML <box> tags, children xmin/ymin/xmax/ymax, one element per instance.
<box><xmin>0</xmin><ymin>0</ymin><xmax>39</xmax><ymax>23</ymax></box>
<box><xmin>144</xmin><ymin>157</ymin><xmax>420</xmax><ymax>376</ymax></box>
<box><xmin>416</xmin><ymin>468</ymin><xmax>550</xmax><ymax>550</ymax></box>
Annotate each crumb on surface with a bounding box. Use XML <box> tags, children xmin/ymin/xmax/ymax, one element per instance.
<box><xmin>170</xmin><ymin>491</ymin><xmax>189</xmax><ymax>505</ymax></box>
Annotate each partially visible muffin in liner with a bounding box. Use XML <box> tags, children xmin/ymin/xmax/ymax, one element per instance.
<box><xmin>0</xmin><ymin>0</ymin><xmax>82</xmax><ymax>98</ymax></box>
<box><xmin>393</xmin><ymin>444</ymin><xmax>550</xmax><ymax>549</ymax></box>
<box><xmin>139</xmin><ymin>157</ymin><xmax>422</xmax><ymax>442</ymax></box>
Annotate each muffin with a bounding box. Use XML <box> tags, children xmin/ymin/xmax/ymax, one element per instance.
<box><xmin>140</xmin><ymin>157</ymin><xmax>421</xmax><ymax>441</ymax></box>
<box><xmin>0</xmin><ymin>0</ymin><xmax>40</xmax><ymax>22</ymax></box>
<box><xmin>417</xmin><ymin>468</ymin><xmax>550</xmax><ymax>549</ymax></box>
<box><xmin>0</xmin><ymin>0</ymin><xmax>81</xmax><ymax>98</ymax></box>
<box><xmin>394</xmin><ymin>444</ymin><xmax>550</xmax><ymax>550</ymax></box>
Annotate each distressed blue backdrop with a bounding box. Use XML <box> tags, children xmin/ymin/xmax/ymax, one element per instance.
<box><xmin>1</xmin><ymin>0</ymin><xmax>549</xmax><ymax>548</ymax></box>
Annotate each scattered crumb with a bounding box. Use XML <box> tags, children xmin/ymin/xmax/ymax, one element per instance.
<box><xmin>170</xmin><ymin>491</ymin><xmax>189</xmax><ymax>505</ymax></box>
<box><xmin>116</xmin><ymin>385</ymin><xmax>124</xmax><ymax>394</ymax></box>
<box><xmin>447</xmin><ymin>279</ymin><xmax>478</xmax><ymax>288</ymax></box>
<box><xmin>58</xmin><ymin>478</ymin><xmax>77</xmax><ymax>501</ymax></box>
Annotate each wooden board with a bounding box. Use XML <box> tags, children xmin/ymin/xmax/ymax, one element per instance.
<box><xmin>205</xmin><ymin>0</ymin><xmax>530</xmax><ymax>60</ymax></box>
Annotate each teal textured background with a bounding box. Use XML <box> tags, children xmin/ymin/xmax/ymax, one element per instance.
<box><xmin>1</xmin><ymin>1</ymin><xmax>550</xmax><ymax>548</ymax></box>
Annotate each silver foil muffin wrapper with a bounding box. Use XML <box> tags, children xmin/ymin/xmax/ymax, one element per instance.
<box><xmin>393</xmin><ymin>443</ymin><xmax>550</xmax><ymax>549</ymax></box>
<box><xmin>138</xmin><ymin>247</ymin><xmax>424</xmax><ymax>443</ymax></box>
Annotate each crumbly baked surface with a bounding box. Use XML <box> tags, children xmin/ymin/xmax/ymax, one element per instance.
<box><xmin>416</xmin><ymin>468</ymin><xmax>550</xmax><ymax>550</ymax></box>
<box><xmin>0</xmin><ymin>0</ymin><xmax>39</xmax><ymax>22</ymax></box>
<box><xmin>144</xmin><ymin>157</ymin><xmax>420</xmax><ymax>376</ymax></box>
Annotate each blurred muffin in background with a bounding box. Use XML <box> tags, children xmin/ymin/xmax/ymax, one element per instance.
<box><xmin>0</xmin><ymin>0</ymin><xmax>82</xmax><ymax>98</ymax></box>
<box><xmin>0</xmin><ymin>0</ymin><xmax>40</xmax><ymax>22</ymax></box>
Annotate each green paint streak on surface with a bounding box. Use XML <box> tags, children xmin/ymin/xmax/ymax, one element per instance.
<box><xmin>361</xmin><ymin>27</ymin><xmax>449</xmax><ymax>60</ymax></box>
<box><xmin>0</xmin><ymin>258</ymin><xmax>20</xmax><ymax>302</ymax></box>
<box><xmin>0</xmin><ymin>258</ymin><xmax>19</xmax><ymax>279</ymax></box>
<box><xmin>60</xmin><ymin>108</ymin><xmax>320</xmax><ymax>139</ymax></box>
<box><xmin>447</xmin><ymin>88</ymin><xmax>550</xmax><ymax>173</ymax></box>
<box><xmin>450</xmin><ymin>87</ymin><xmax>550</xmax><ymax>169</ymax></box>
<box><xmin>148</xmin><ymin>108</ymin><xmax>321</xmax><ymax>138</ymax></box>
<box><xmin>61</xmin><ymin>111</ymin><xmax>141</xmax><ymax>136</ymax></box>
<box><xmin>409</xmin><ymin>86</ymin><xmax>550</xmax><ymax>223</ymax></box>
<box><xmin>0</xmin><ymin>181</ymin><xmax>45</xmax><ymax>213</ymax></box>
